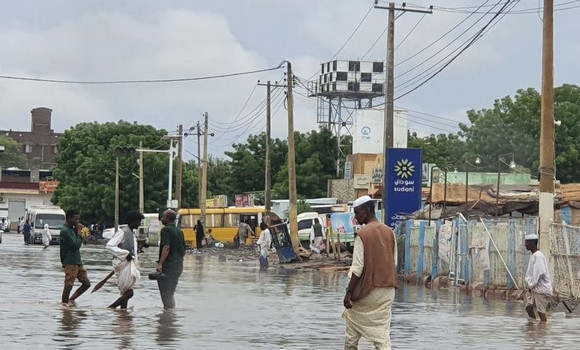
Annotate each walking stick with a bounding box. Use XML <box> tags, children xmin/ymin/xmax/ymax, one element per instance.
<box><xmin>91</xmin><ymin>270</ymin><xmax>115</xmax><ymax>293</ymax></box>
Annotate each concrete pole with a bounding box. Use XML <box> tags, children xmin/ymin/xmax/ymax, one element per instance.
<box><xmin>265</xmin><ymin>81</ymin><xmax>272</xmax><ymax>222</ymax></box>
<box><xmin>286</xmin><ymin>62</ymin><xmax>300</xmax><ymax>253</ymax></box>
<box><xmin>139</xmin><ymin>141</ymin><xmax>144</xmax><ymax>213</ymax></box>
<box><xmin>539</xmin><ymin>0</ymin><xmax>555</xmax><ymax>258</ymax></box>
<box><xmin>175</xmin><ymin>124</ymin><xmax>183</xmax><ymax>209</ymax></box>
<box><xmin>201</xmin><ymin>112</ymin><xmax>209</xmax><ymax>225</ymax></box>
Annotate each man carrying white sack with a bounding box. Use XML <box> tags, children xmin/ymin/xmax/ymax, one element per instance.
<box><xmin>106</xmin><ymin>210</ymin><xmax>144</xmax><ymax>309</ymax></box>
<box><xmin>524</xmin><ymin>233</ymin><xmax>553</xmax><ymax>322</ymax></box>
<box><xmin>343</xmin><ymin>195</ymin><xmax>398</xmax><ymax>350</ymax></box>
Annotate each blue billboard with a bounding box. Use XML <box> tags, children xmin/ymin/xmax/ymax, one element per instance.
<box><xmin>385</xmin><ymin>148</ymin><xmax>423</xmax><ymax>227</ymax></box>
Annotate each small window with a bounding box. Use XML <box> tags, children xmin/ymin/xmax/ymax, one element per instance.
<box><xmin>336</xmin><ymin>72</ymin><xmax>348</xmax><ymax>81</ymax></box>
<box><xmin>179</xmin><ymin>214</ymin><xmax>193</xmax><ymax>228</ymax></box>
<box><xmin>361</xmin><ymin>73</ymin><xmax>372</xmax><ymax>82</ymax></box>
<box><xmin>332</xmin><ymin>60</ymin><xmax>337</xmax><ymax>71</ymax></box>
<box><xmin>209</xmin><ymin>214</ymin><xmax>223</xmax><ymax>227</ymax></box>
<box><xmin>373</xmin><ymin>62</ymin><xmax>384</xmax><ymax>73</ymax></box>
<box><xmin>372</xmin><ymin>83</ymin><xmax>384</xmax><ymax>93</ymax></box>
<box><xmin>348</xmin><ymin>82</ymin><xmax>360</xmax><ymax>91</ymax></box>
<box><xmin>298</xmin><ymin>219</ymin><xmax>313</xmax><ymax>231</ymax></box>
<box><xmin>348</xmin><ymin>61</ymin><xmax>360</xmax><ymax>71</ymax></box>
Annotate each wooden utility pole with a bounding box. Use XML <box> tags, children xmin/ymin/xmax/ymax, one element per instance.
<box><xmin>539</xmin><ymin>0</ymin><xmax>554</xmax><ymax>258</ymax></box>
<box><xmin>114</xmin><ymin>157</ymin><xmax>120</xmax><ymax>232</ymax></box>
<box><xmin>196</xmin><ymin>120</ymin><xmax>202</xmax><ymax>207</ymax></box>
<box><xmin>139</xmin><ymin>141</ymin><xmax>144</xmax><ymax>213</ymax></box>
<box><xmin>200</xmin><ymin>113</ymin><xmax>209</xmax><ymax>225</ymax></box>
<box><xmin>286</xmin><ymin>62</ymin><xmax>300</xmax><ymax>253</ymax></box>
<box><xmin>175</xmin><ymin>124</ymin><xmax>183</xmax><ymax>209</ymax></box>
<box><xmin>265</xmin><ymin>81</ymin><xmax>272</xmax><ymax>220</ymax></box>
<box><xmin>375</xmin><ymin>2</ymin><xmax>432</xmax><ymax>223</ymax></box>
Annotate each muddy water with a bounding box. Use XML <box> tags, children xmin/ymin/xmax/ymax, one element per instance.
<box><xmin>0</xmin><ymin>233</ymin><xmax>578</xmax><ymax>349</ymax></box>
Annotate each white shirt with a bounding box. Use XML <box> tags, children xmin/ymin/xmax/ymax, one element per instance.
<box><xmin>525</xmin><ymin>250</ymin><xmax>552</xmax><ymax>295</ymax></box>
<box><xmin>349</xmin><ymin>228</ymin><xmax>398</xmax><ymax>278</ymax></box>
<box><xmin>257</xmin><ymin>228</ymin><xmax>272</xmax><ymax>248</ymax></box>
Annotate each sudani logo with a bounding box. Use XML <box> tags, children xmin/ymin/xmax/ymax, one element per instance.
<box><xmin>361</xmin><ymin>126</ymin><xmax>371</xmax><ymax>136</ymax></box>
<box><xmin>394</xmin><ymin>159</ymin><xmax>415</xmax><ymax>179</ymax></box>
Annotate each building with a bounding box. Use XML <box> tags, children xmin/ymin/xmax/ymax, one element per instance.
<box><xmin>0</xmin><ymin>107</ymin><xmax>63</xmax><ymax>169</ymax></box>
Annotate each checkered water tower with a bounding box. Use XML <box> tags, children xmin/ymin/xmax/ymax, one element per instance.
<box><xmin>307</xmin><ymin>60</ymin><xmax>385</xmax><ymax>177</ymax></box>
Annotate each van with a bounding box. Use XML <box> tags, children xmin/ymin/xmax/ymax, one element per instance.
<box><xmin>297</xmin><ymin>212</ymin><xmax>327</xmax><ymax>246</ymax></box>
<box><xmin>25</xmin><ymin>206</ymin><xmax>66</xmax><ymax>245</ymax></box>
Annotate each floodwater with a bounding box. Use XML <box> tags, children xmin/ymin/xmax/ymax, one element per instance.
<box><xmin>0</xmin><ymin>233</ymin><xmax>578</xmax><ymax>349</ymax></box>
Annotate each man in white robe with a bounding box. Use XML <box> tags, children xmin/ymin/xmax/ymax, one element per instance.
<box><xmin>257</xmin><ymin>222</ymin><xmax>272</xmax><ymax>269</ymax></box>
<box><xmin>524</xmin><ymin>233</ymin><xmax>552</xmax><ymax>322</ymax></box>
<box><xmin>106</xmin><ymin>211</ymin><xmax>143</xmax><ymax>309</ymax></box>
<box><xmin>343</xmin><ymin>196</ymin><xmax>398</xmax><ymax>350</ymax></box>
<box><xmin>42</xmin><ymin>223</ymin><xmax>52</xmax><ymax>249</ymax></box>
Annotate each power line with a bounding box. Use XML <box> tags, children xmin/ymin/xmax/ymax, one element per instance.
<box><xmin>0</xmin><ymin>65</ymin><xmax>284</xmax><ymax>85</ymax></box>
<box><xmin>211</xmin><ymin>85</ymin><xmax>258</xmax><ymax>126</ymax></box>
<box><xmin>395</xmin><ymin>13</ymin><xmax>428</xmax><ymax>51</ymax></box>
<box><xmin>395</xmin><ymin>0</ymin><xmax>517</xmax><ymax>100</ymax></box>
<box><xmin>396</xmin><ymin>105</ymin><xmax>471</xmax><ymax>125</ymax></box>
<box><xmin>306</xmin><ymin>2</ymin><xmax>376</xmax><ymax>80</ymax></box>
<box><xmin>396</xmin><ymin>0</ymin><xmax>497</xmax><ymax>80</ymax></box>
<box><xmin>395</xmin><ymin>0</ymin><xmax>491</xmax><ymax>68</ymax></box>
<box><xmin>424</xmin><ymin>0</ymin><xmax>580</xmax><ymax>14</ymax></box>
<box><xmin>361</xmin><ymin>27</ymin><xmax>387</xmax><ymax>60</ymax></box>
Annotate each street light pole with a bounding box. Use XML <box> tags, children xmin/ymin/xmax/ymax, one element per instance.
<box><xmin>115</xmin><ymin>157</ymin><xmax>120</xmax><ymax>232</ymax></box>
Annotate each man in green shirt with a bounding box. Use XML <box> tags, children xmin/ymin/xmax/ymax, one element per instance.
<box><xmin>156</xmin><ymin>209</ymin><xmax>186</xmax><ymax>309</ymax></box>
<box><xmin>60</xmin><ymin>209</ymin><xmax>91</xmax><ymax>305</ymax></box>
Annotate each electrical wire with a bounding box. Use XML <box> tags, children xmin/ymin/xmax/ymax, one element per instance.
<box><xmin>305</xmin><ymin>2</ymin><xmax>376</xmax><ymax>81</ymax></box>
<box><xmin>395</xmin><ymin>13</ymin><xmax>427</xmax><ymax>51</ymax></box>
<box><xmin>361</xmin><ymin>27</ymin><xmax>387</xmax><ymax>60</ymax></box>
<box><xmin>0</xmin><ymin>65</ymin><xmax>284</xmax><ymax>85</ymax></box>
<box><xmin>395</xmin><ymin>0</ymin><xmax>491</xmax><ymax>68</ymax></box>
<box><xmin>424</xmin><ymin>0</ymin><xmax>580</xmax><ymax>14</ymax></box>
<box><xmin>395</xmin><ymin>0</ymin><xmax>517</xmax><ymax>100</ymax></box>
<box><xmin>211</xmin><ymin>85</ymin><xmax>258</xmax><ymax>126</ymax></box>
<box><xmin>396</xmin><ymin>105</ymin><xmax>471</xmax><ymax>125</ymax></box>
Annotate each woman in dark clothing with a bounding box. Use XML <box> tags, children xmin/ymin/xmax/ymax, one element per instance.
<box><xmin>194</xmin><ymin>220</ymin><xmax>205</xmax><ymax>249</ymax></box>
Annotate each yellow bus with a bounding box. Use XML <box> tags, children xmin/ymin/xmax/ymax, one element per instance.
<box><xmin>178</xmin><ymin>207</ymin><xmax>266</xmax><ymax>247</ymax></box>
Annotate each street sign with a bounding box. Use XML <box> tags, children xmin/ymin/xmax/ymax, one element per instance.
<box><xmin>385</xmin><ymin>148</ymin><xmax>422</xmax><ymax>227</ymax></box>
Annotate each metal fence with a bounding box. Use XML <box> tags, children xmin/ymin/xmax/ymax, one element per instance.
<box><xmin>549</xmin><ymin>223</ymin><xmax>580</xmax><ymax>299</ymax></box>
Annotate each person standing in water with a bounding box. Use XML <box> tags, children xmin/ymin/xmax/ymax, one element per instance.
<box><xmin>42</xmin><ymin>223</ymin><xmax>52</xmax><ymax>249</ymax></box>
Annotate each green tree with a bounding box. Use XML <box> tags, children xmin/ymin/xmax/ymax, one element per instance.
<box><xmin>52</xmin><ymin>121</ymin><xmax>169</xmax><ymax>224</ymax></box>
<box><xmin>407</xmin><ymin>131</ymin><xmax>466</xmax><ymax>169</ymax></box>
<box><xmin>0</xmin><ymin>135</ymin><xmax>30</xmax><ymax>169</ymax></box>
<box><xmin>458</xmin><ymin>84</ymin><xmax>580</xmax><ymax>182</ymax></box>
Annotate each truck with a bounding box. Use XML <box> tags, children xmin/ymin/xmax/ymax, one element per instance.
<box><xmin>25</xmin><ymin>206</ymin><xmax>66</xmax><ymax>245</ymax></box>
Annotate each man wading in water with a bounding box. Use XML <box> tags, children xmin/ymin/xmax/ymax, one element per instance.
<box><xmin>60</xmin><ymin>210</ymin><xmax>91</xmax><ymax>306</ymax></box>
<box><xmin>524</xmin><ymin>233</ymin><xmax>553</xmax><ymax>322</ymax></box>
<box><xmin>106</xmin><ymin>211</ymin><xmax>143</xmax><ymax>309</ymax></box>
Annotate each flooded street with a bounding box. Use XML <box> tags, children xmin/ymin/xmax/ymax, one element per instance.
<box><xmin>0</xmin><ymin>232</ymin><xmax>578</xmax><ymax>349</ymax></box>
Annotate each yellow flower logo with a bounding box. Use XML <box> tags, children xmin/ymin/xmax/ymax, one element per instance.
<box><xmin>394</xmin><ymin>159</ymin><xmax>415</xmax><ymax>179</ymax></box>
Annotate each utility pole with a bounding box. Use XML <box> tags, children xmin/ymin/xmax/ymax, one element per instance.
<box><xmin>197</xmin><ymin>120</ymin><xmax>202</xmax><ymax>207</ymax></box>
<box><xmin>375</xmin><ymin>2</ymin><xmax>433</xmax><ymax>223</ymax></box>
<box><xmin>201</xmin><ymin>112</ymin><xmax>209</xmax><ymax>225</ymax></box>
<box><xmin>175</xmin><ymin>124</ymin><xmax>183</xmax><ymax>209</ymax></box>
<box><xmin>265</xmin><ymin>81</ymin><xmax>272</xmax><ymax>220</ymax></box>
<box><xmin>258</xmin><ymin>80</ymin><xmax>285</xmax><ymax>223</ymax></box>
<box><xmin>539</xmin><ymin>0</ymin><xmax>554</xmax><ymax>259</ymax></box>
<box><xmin>114</xmin><ymin>157</ymin><xmax>119</xmax><ymax>232</ymax></box>
<box><xmin>139</xmin><ymin>141</ymin><xmax>144</xmax><ymax>213</ymax></box>
<box><xmin>286</xmin><ymin>62</ymin><xmax>300</xmax><ymax>254</ymax></box>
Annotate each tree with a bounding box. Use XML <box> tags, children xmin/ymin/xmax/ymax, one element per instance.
<box><xmin>52</xmin><ymin>121</ymin><xmax>169</xmax><ymax>224</ymax></box>
<box><xmin>459</xmin><ymin>84</ymin><xmax>580</xmax><ymax>182</ymax></box>
<box><xmin>0</xmin><ymin>136</ymin><xmax>30</xmax><ymax>169</ymax></box>
<box><xmin>407</xmin><ymin>132</ymin><xmax>466</xmax><ymax>169</ymax></box>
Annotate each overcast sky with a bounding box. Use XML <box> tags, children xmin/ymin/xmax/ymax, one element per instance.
<box><xmin>0</xmin><ymin>0</ymin><xmax>578</xmax><ymax>159</ymax></box>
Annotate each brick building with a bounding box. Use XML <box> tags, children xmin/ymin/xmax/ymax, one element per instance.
<box><xmin>0</xmin><ymin>107</ymin><xmax>63</xmax><ymax>169</ymax></box>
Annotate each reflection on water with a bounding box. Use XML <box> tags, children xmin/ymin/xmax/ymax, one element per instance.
<box><xmin>0</xmin><ymin>233</ymin><xmax>579</xmax><ymax>349</ymax></box>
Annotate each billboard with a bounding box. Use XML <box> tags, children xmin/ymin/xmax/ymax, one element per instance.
<box><xmin>353</xmin><ymin>109</ymin><xmax>408</xmax><ymax>154</ymax></box>
<box><xmin>235</xmin><ymin>194</ymin><xmax>253</xmax><ymax>207</ymax></box>
<box><xmin>385</xmin><ymin>148</ymin><xmax>422</xmax><ymax>227</ymax></box>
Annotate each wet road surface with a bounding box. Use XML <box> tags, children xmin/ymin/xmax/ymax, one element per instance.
<box><xmin>0</xmin><ymin>232</ymin><xmax>578</xmax><ymax>349</ymax></box>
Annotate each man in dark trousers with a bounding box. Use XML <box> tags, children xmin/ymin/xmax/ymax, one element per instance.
<box><xmin>60</xmin><ymin>209</ymin><xmax>91</xmax><ymax>306</ymax></box>
<box><xmin>156</xmin><ymin>209</ymin><xmax>186</xmax><ymax>310</ymax></box>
